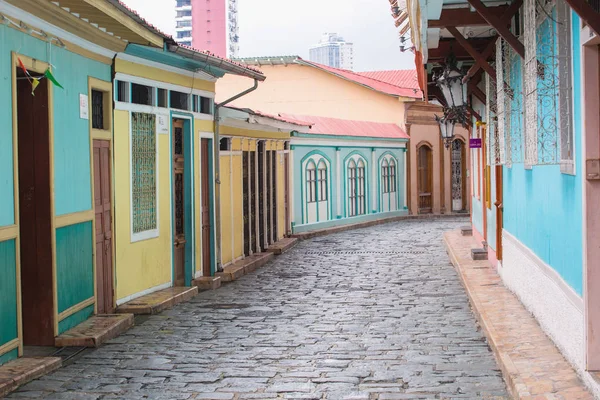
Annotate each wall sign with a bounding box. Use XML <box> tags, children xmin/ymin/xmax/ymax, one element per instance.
<box><xmin>157</xmin><ymin>114</ymin><xmax>169</xmax><ymax>135</ymax></box>
<box><xmin>469</xmin><ymin>138</ymin><xmax>482</xmax><ymax>149</ymax></box>
<box><xmin>79</xmin><ymin>94</ymin><xmax>88</xmax><ymax>120</ymax></box>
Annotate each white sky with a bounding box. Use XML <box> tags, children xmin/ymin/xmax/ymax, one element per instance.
<box><xmin>120</xmin><ymin>0</ymin><xmax>414</xmax><ymax>71</ymax></box>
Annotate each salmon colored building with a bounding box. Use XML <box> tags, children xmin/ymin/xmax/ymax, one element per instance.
<box><xmin>216</xmin><ymin>56</ymin><xmax>470</xmax><ymax>216</ymax></box>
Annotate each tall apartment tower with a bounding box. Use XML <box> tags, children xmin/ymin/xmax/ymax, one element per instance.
<box><xmin>309</xmin><ymin>33</ymin><xmax>354</xmax><ymax>70</ymax></box>
<box><xmin>174</xmin><ymin>0</ymin><xmax>239</xmax><ymax>58</ymax></box>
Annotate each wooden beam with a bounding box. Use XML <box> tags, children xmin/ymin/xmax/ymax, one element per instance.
<box><xmin>467</xmin><ymin>0</ymin><xmax>525</xmax><ymax>58</ymax></box>
<box><xmin>429</xmin><ymin>6</ymin><xmax>508</xmax><ymax>28</ymax></box>
<box><xmin>463</xmin><ymin>38</ymin><xmax>498</xmax><ymax>82</ymax></box>
<box><xmin>468</xmin><ymin>81</ymin><xmax>487</xmax><ymax>103</ymax></box>
<box><xmin>428</xmin><ymin>38</ymin><xmax>493</xmax><ymax>62</ymax></box>
<box><xmin>447</xmin><ymin>26</ymin><xmax>497</xmax><ymax>79</ymax></box>
<box><xmin>563</xmin><ymin>0</ymin><xmax>600</xmax><ymax>36</ymax></box>
<box><xmin>468</xmin><ymin>105</ymin><xmax>482</xmax><ymax>121</ymax></box>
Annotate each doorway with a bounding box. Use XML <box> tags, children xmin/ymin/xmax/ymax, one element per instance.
<box><xmin>200</xmin><ymin>138</ymin><xmax>212</xmax><ymax>276</ymax></box>
<box><xmin>451</xmin><ymin>139</ymin><xmax>467</xmax><ymax>212</ymax></box>
<box><xmin>417</xmin><ymin>144</ymin><xmax>433</xmax><ymax>214</ymax></box>
<box><xmin>16</xmin><ymin>67</ymin><xmax>55</xmax><ymax>346</ymax></box>
<box><xmin>258</xmin><ymin>141</ymin><xmax>265</xmax><ymax>252</ymax></box>
<box><xmin>93</xmin><ymin>140</ymin><xmax>113</xmax><ymax>314</ymax></box>
<box><xmin>172</xmin><ymin>119</ymin><xmax>186</xmax><ymax>286</ymax></box>
<box><xmin>284</xmin><ymin>151</ymin><xmax>290</xmax><ymax>236</ymax></box>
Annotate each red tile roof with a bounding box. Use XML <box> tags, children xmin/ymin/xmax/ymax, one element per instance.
<box><xmin>297</xmin><ymin>59</ymin><xmax>422</xmax><ymax>99</ymax></box>
<box><xmin>357</xmin><ymin>70</ymin><xmax>421</xmax><ymax>91</ymax></box>
<box><xmin>279</xmin><ymin>113</ymin><xmax>409</xmax><ymax>140</ymax></box>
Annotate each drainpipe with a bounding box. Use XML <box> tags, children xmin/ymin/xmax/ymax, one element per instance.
<box><xmin>214</xmin><ymin>79</ymin><xmax>259</xmax><ymax>272</ymax></box>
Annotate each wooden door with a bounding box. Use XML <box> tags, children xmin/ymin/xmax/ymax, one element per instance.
<box><xmin>173</xmin><ymin>120</ymin><xmax>186</xmax><ymax>286</ymax></box>
<box><xmin>284</xmin><ymin>153</ymin><xmax>290</xmax><ymax>236</ymax></box>
<box><xmin>495</xmin><ymin>165</ymin><xmax>503</xmax><ymax>260</ymax></box>
<box><xmin>258</xmin><ymin>142</ymin><xmax>265</xmax><ymax>251</ymax></box>
<box><xmin>16</xmin><ymin>69</ymin><xmax>54</xmax><ymax>346</ymax></box>
<box><xmin>201</xmin><ymin>138</ymin><xmax>212</xmax><ymax>276</ymax></box>
<box><xmin>93</xmin><ymin>140</ymin><xmax>113</xmax><ymax>314</ymax></box>
<box><xmin>417</xmin><ymin>145</ymin><xmax>433</xmax><ymax>213</ymax></box>
<box><xmin>451</xmin><ymin>140</ymin><xmax>466</xmax><ymax>212</ymax></box>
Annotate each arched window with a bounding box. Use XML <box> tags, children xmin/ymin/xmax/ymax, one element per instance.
<box><xmin>380</xmin><ymin>155</ymin><xmax>398</xmax><ymax>212</ymax></box>
<box><xmin>318</xmin><ymin>160</ymin><xmax>327</xmax><ymax>201</ymax></box>
<box><xmin>306</xmin><ymin>161</ymin><xmax>317</xmax><ymax>204</ymax></box>
<box><xmin>389</xmin><ymin>159</ymin><xmax>396</xmax><ymax>193</ymax></box>
<box><xmin>357</xmin><ymin>159</ymin><xmax>366</xmax><ymax>215</ymax></box>
<box><xmin>304</xmin><ymin>155</ymin><xmax>330</xmax><ymax>224</ymax></box>
<box><xmin>381</xmin><ymin>159</ymin><xmax>389</xmax><ymax>194</ymax></box>
<box><xmin>348</xmin><ymin>159</ymin><xmax>357</xmax><ymax>217</ymax></box>
<box><xmin>417</xmin><ymin>144</ymin><xmax>433</xmax><ymax>213</ymax></box>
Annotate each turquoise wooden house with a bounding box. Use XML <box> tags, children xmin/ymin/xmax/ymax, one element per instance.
<box><xmin>285</xmin><ymin>114</ymin><xmax>409</xmax><ymax>233</ymax></box>
<box><xmin>407</xmin><ymin>0</ymin><xmax>600</xmax><ymax>390</ymax></box>
<box><xmin>0</xmin><ymin>0</ymin><xmax>165</xmax><ymax>365</ymax></box>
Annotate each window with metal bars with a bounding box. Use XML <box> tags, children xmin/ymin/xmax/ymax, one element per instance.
<box><xmin>131</xmin><ymin>112</ymin><xmax>157</xmax><ymax>235</ymax></box>
<box><xmin>318</xmin><ymin>161</ymin><xmax>328</xmax><ymax>201</ymax></box>
<box><xmin>92</xmin><ymin>90</ymin><xmax>104</xmax><ymax>130</ymax></box>
<box><xmin>389</xmin><ymin>160</ymin><xmax>397</xmax><ymax>192</ymax></box>
<box><xmin>306</xmin><ymin>164</ymin><xmax>317</xmax><ymax>203</ymax></box>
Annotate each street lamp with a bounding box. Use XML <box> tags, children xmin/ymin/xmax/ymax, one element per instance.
<box><xmin>434</xmin><ymin>53</ymin><xmax>469</xmax><ymax>128</ymax></box>
<box><xmin>435</xmin><ymin>115</ymin><xmax>456</xmax><ymax>149</ymax></box>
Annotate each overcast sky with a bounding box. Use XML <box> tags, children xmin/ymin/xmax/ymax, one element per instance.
<box><xmin>121</xmin><ymin>0</ymin><xmax>414</xmax><ymax>71</ymax></box>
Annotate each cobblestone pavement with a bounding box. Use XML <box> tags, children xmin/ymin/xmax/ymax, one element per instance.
<box><xmin>8</xmin><ymin>218</ymin><xmax>509</xmax><ymax>400</ymax></box>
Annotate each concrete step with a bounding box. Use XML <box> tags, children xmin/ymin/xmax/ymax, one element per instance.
<box><xmin>116</xmin><ymin>287</ymin><xmax>198</xmax><ymax>315</ymax></box>
<box><xmin>0</xmin><ymin>357</ymin><xmax>62</xmax><ymax>397</ymax></box>
<box><xmin>192</xmin><ymin>276</ymin><xmax>222</xmax><ymax>291</ymax></box>
<box><xmin>460</xmin><ymin>225</ymin><xmax>473</xmax><ymax>236</ymax></box>
<box><xmin>55</xmin><ymin>314</ymin><xmax>134</xmax><ymax>347</ymax></box>
<box><xmin>267</xmin><ymin>237</ymin><xmax>299</xmax><ymax>255</ymax></box>
<box><xmin>215</xmin><ymin>252</ymin><xmax>274</xmax><ymax>282</ymax></box>
<box><xmin>471</xmin><ymin>248</ymin><xmax>488</xmax><ymax>261</ymax></box>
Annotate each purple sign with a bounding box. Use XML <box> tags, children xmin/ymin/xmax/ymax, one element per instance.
<box><xmin>470</xmin><ymin>138</ymin><xmax>482</xmax><ymax>149</ymax></box>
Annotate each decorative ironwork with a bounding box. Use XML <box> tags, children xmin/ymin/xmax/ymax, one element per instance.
<box><xmin>495</xmin><ymin>40</ymin><xmax>506</xmax><ymax>166</ymax></box>
<box><xmin>91</xmin><ymin>90</ymin><xmax>104</xmax><ymax>130</ymax></box>
<box><xmin>524</xmin><ymin>0</ymin><xmax>539</xmax><ymax>165</ymax></box>
<box><xmin>485</xmin><ymin>72</ymin><xmax>497</xmax><ymax>167</ymax></box>
<box><xmin>131</xmin><ymin>112</ymin><xmax>157</xmax><ymax>234</ymax></box>
<box><xmin>451</xmin><ymin>140</ymin><xmax>463</xmax><ymax>211</ymax></box>
<box><xmin>174</xmin><ymin>127</ymin><xmax>183</xmax><ymax>156</ymax></box>
<box><xmin>508</xmin><ymin>45</ymin><xmax>525</xmax><ymax>165</ymax></box>
<box><xmin>175</xmin><ymin>173</ymin><xmax>184</xmax><ymax>235</ymax></box>
<box><xmin>556</xmin><ymin>0</ymin><xmax>574</xmax><ymax>170</ymax></box>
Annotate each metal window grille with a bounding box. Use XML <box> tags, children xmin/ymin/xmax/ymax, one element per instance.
<box><xmin>318</xmin><ymin>163</ymin><xmax>328</xmax><ymax>201</ymax></box>
<box><xmin>524</xmin><ymin>0</ymin><xmax>539</xmax><ymax>166</ymax></box>
<box><xmin>496</xmin><ymin>40</ymin><xmax>507</xmax><ymax>165</ymax></box>
<box><xmin>485</xmin><ymin>72</ymin><xmax>497</xmax><ymax>167</ymax></box>
<box><xmin>306</xmin><ymin>166</ymin><xmax>317</xmax><ymax>203</ymax></box>
<box><xmin>357</xmin><ymin>162</ymin><xmax>366</xmax><ymax>215</ymax></box>
<box><xmin>556</xmin><ymin>0</ymin><xmax>574</xmax><ymax>171</ymax></box>
<box><xmin>382</xmin><ymin>160</ymin><xmax>389</xmax><ymax>193</ymax></box>
<box><xmin>348</xmin><ymin>161</ymin><xmax>357</xmax><ymax>217</ymax></box>
<box><xmin>390</xmin><ymin>162</ymin><xmax>396</xmax><ymax>192</ymax></box>
<box><xmin>131</xmin><ymin>112</ymin><xmax>157</xmax><ymax>234</ymax></box>
<box><xmin>92</xmin><ymin>90</ymin><xmax>104</xmax><ymax>130</ymax></box>
<box><xmin>508</xmin><ymin>44</ymin><xmax>525</xmax><ymax>165</ymax></box>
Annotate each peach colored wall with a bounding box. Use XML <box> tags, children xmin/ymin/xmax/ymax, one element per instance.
<box><xmin>216</xmin><ymin>64</ymin><xmax>409</xmax><ymax>127</ymax></box>
<box><xmin>409</xmin><ymin>124</ymin><xmax>442</xmax><ymax>214</ymax></box>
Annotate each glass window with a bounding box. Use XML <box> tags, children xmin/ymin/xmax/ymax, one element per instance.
<box><xmin>91</xmin><ymin>90</ymin><xmax>104</xmax><ymax>130</ymax></box>
<box><xmin>157</xmin><ymin>89</ymin><xmax>168</xmax><ymax>108</ymax></box>
<box><xmin>170</xmin><ymin>90</ymin><xmax>190</xmax><ymax>111</ymax></box>
<box><xmin>306</xmin><ymin>163</ymin><xmax>317</xmax><ymax>203</ymax></box>
<box><xmin>389</xmin><ymin>160</ymin><xmax>396</xmax><ymax>192</ymax></box>
<box><xmin>116</xmin><ymin>80</ymin><xmax>129</xmax><ymax>102</ymax></box>
<box><xmin>131</xmin><ymin>83</ymin><xmax>154</xmax><ymax>106</ymax></box>
<box><xmin>200</xmin><ymin>96</ymin><xmax>213</xmax><ymax>114</ymax></box>
<box><xmin>318</xmin><ymin>161</ymin><xmax>327</xmax><ymax>201</ymax></box>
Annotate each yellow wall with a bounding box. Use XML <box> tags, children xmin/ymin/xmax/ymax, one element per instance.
<box><xmin>115</xmin><ymin>59</ymin><xmax>215</xmax><ymax>92</ymax></box>
<box><xmin>114</xmin><ymin>110</ymin><xmax>172</xmax><ymax>299</ymax></box>
<box><xmin>218</xmin><ymin>126</ymin><xmax>290</xmax><ymax>265</ymax></box>
<box><xmin>194</xmin><ymin>119</ymin><xmax>214</xmax><ymax>276</ymax></box>
<box><xmin>216</xmin><ymin>64</ymin><xmax>409</xmax><ymax>127</ymax></box>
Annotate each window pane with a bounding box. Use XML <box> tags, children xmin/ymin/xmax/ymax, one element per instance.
<box><xmin>91</xmin><ymin>90</ymin><xmax>104</xmax><ymax>130</ymax></box>
<box><xmin>170</xmin><ymin>90</ymin><xmax>190</xmax><ymax>111</ymax></box>
<box><xmin>131</xmin><ymin>112</ymin><xmax>157</xmax><ymax>234</ymax></box>
<box><xmin>131</xmin><ymin>83</ymin><xmax>154</xmax><ymax>106</ymax></box>
<box><xmin>200</xmin><ymin>97</ymin><xmax>213</xmax><ymax>114</ymax></box>
<box><xmin>157</xmin><ymin>89</ymin><xmax>168</xmax><ymax>107</ymax></box>
<box><xmin>117</xmin><ymin>80</ymin><xmax>129</xmax><ymax>102</ymax></box>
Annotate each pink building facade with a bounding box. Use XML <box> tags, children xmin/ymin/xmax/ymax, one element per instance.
<box><xmin>175</xmin><ymin>0</ymin><xmax>227</xmax><ymax>58</ymax></box>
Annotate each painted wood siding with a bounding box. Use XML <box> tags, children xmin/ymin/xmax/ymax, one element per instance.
<box><xmin>0</xmin><ymin>240</ymin><xmax>18</xmax><ymax>363</ymax></box>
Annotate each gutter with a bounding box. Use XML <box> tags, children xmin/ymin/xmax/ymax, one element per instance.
<box><xmin>168</xmin><ymin>44</ymin><xmax>266</xmax><ymax>82</ymax></box>
<box><xmin>213</xmin><ymin>79</ymin><xmax>260</xmax><ymax>272</ymax></box>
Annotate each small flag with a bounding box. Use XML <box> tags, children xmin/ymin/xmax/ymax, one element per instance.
<box><xmin>31</xmin><ymin>78</ymin><xmax>40</xmax><ymax>95</ymax></box>
<box><xmin>44</xmin><ymin>68</ymin><xmax>63</xmax><ymax>89</ymax></box>
<box><xmin>17</xmin><ymin>58</ymin><xmax>29</xmax><ymax>77</ymax></box>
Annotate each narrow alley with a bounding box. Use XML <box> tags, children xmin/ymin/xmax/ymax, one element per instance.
<box><xmin>7</xmin><ymin>218</ymin><xmax>508</xmax><ymax>399</ymax></box>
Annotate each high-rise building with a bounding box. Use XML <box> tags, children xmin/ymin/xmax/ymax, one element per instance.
<box><xmin>174</xmin><ymin>0</ymin><xmax>239</xmax><ymax>58</ymax></box>
<box><xmin>309</xmin><ymin>33</ymin><xmax>354</xmax><ymax>70</ymax></box>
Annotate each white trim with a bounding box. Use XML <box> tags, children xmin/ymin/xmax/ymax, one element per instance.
<box><xmin>115</xmin><ymin>72</ymin><xmax>215</xmax><ymax>100</ymax></box>
<box><xmin>249</xmin><ymin>115</ymin><xmax>310</xmax><ymax>132</ymax></box>
<box><xmin>115</xmin><ymin>101</ymin><xmax>213</xmax><ymax>122</ymax></box>
<box><xmin>291</xmin><ymin>137</ymin><xmax>407</xmax><ymax>149</ymax></box>
<box><xmin>220</xmin><ymin>117</ymin><xmax>291</xmax><ymax>133</ymax></box>
<box><xmin>0</xmin><ymin>1</ymin><xmax>117</xmax><ymax>59</ymax></box>
<box><xmin>301</xmin><ymin>154</ymin><xmax>332</xmax><ymax>224</ymax></box>
<box><xmin>129</xmin><ymin>111</ymin><xmax>160</xmax><ymax>243</ymax></box>
<box><xmin>220</xmin><ymin>151</ymin><xmax>243</xmax><ymax>156</ymax></box>
<box><xmin>336</xmin><ymin>149</ymin><xmax>342</xmax><ymax>217</ymax></box>
<box><xmin>116</xmin><ymin>53</ymin><xmax>217</xmax><ymax>82</ymax></box>
<box><xmin>503</xmin><ymin>230</ymin><xmax>583</xmax><ymax>311</ymax></box>
<box><xmin>199</xmin><ymin>131</ymin><xmax>214</xmax><ymax>139</ymax></box>
<box><xmin>116</xmin><ymin>281</ymin><xmax>172</xmax><ymax>306</ymax></box>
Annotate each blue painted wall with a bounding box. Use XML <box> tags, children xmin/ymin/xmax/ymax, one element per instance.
<box><xmin>0</xmin><ymin>239</ymin><xmax>18</xmax><ymax>365</ymax></box>
<box><xmin>0</xmin><ymin>24</ymin><xmax>111</xmax><ymax>219</ymax></box>
<box><xmin>502</xmin><ymin>12</ymin><xmax>583</xmax><ymax>294</ymax></box>
<box><xmin>291</xmin><ymin>142</ymin><xmax>407</xmax><ymax>232</ymax></box>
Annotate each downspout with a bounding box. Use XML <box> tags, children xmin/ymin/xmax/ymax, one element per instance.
<box><xmin>214</xmin><ymin>79</ymin><xmax>259</xmax><ymax>272</ymax></box>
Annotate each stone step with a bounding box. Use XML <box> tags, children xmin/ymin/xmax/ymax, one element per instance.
<box><xmin>460</xmin><ymin>225</ymin><xmax>473</xmax><ymax>236</ymax></box>
<box><xmin>471</xmin><ymin>248</ymin><xmax>488</xmax><ymax>261</ymax></box>
<box><xmin>0</xmin><ymin>357</ymin><xmax>61</xmax><ymax>398</ymax></box>
<box><xmin>215</xmin><ymin>252</ymin><xmax>274</xmax><ymax>282</ymax></box>
<box><xmin>116</xmin><ymin>287</ymin><xmax>198</xmax><ymax>315</ymax></box>
<box><xmin>267</xmin><ymin>237</ymin><xmax>299</xmax><ymax>255</ymax></box>
<box><xmin>192</xmin><ymin>276</ymin><xmax>222</xmax><ymax>291</ymax></box>
<box><xmin>55</xmin><ymin>314</ymin><xmax>134</xmax><ymax>347</ymax></box>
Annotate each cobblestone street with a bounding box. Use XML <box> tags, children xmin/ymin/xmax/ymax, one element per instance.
<box><xmin>8</xmin><ymin>218</ymin><xmax>508</xmax><ymax>400</ymax></box>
